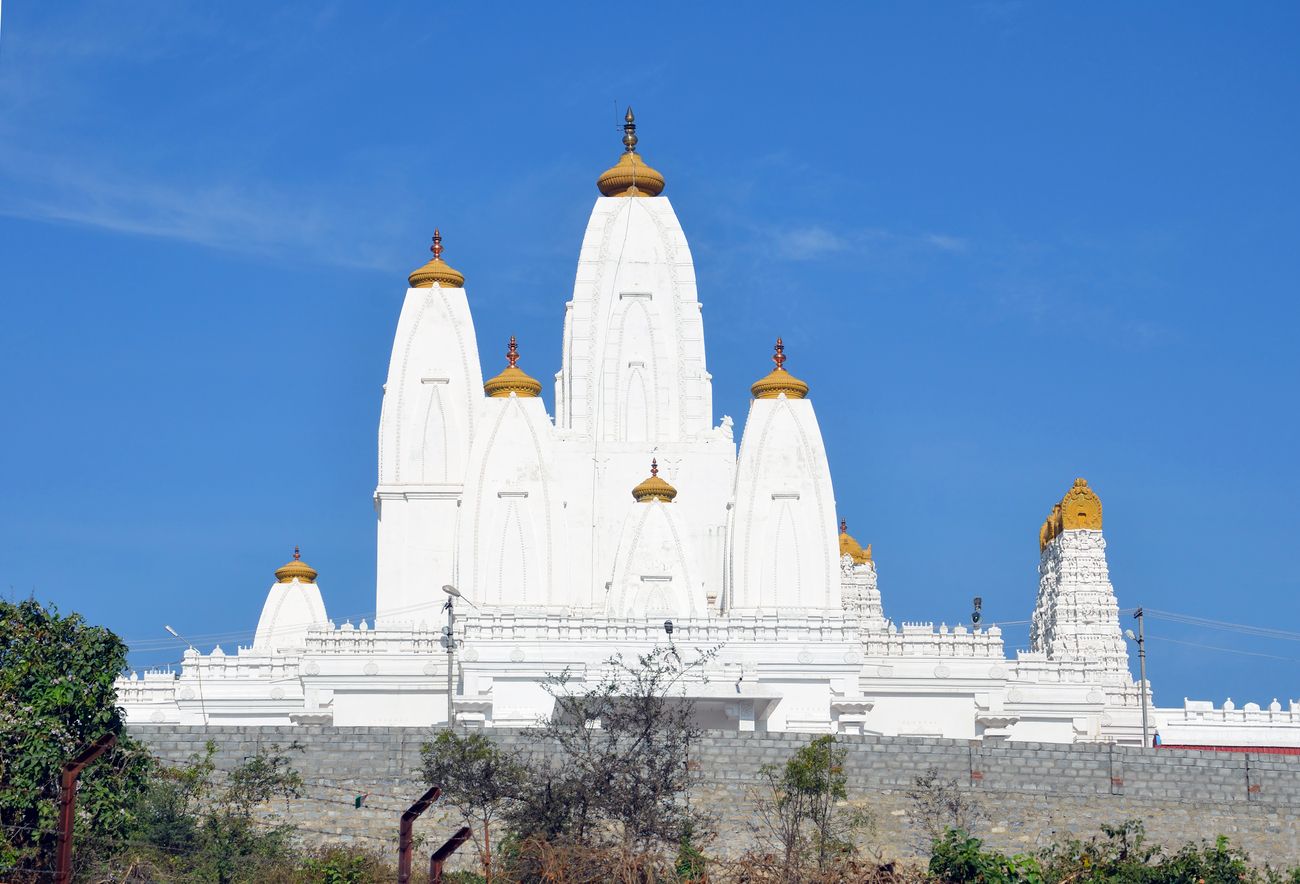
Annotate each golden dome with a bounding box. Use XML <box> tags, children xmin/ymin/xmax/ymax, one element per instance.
<box><xmin>631</xmin><ymin>458</ymin><xmax>677</xmax><ymax>503</ymax></box>
<box><xmin>408</xmin><ymin>229</ymin><xmax>466</xmax><ymax>289</ymax></box>
<box><xmin>750</xmin><ymin>338</ymin><xmax>810</xmax><ymax>400</ymax></box>
<box><xmin>484</xmin><ymin>336</ymin><xmax>543</xmax><ymax>398</ymax></box>
<box><xmin>596</xmin><ymin>107</ymin><xmax>665</xmax><ymax>198</ymax></box>
<box><xmin>1039</xmin><ymin>478</ymin><xmax>1103</xmax><ymax>550</ymax></box>
<box><xmin>275</xmin><ymin>547</ymin><xmax>317</xmax><ymax>584</ymax></box>
<box><xmin>838</xmin><ymin>520</ymin><xmax>871</xmax><ymax>565</ymax></box>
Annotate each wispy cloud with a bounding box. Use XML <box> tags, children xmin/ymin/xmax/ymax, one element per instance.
<box><xmin>776</xmin><ymin>226</ymin><xmax>852</xmax><ymax>260</ymax></box>
<box><xmin>766</xmin><ymin>223</ymin><xmax>970</xmax><ymax>262</ymax></box>
<box><xmin>0</xmin><ymin>146</ymin><xmax>401</xmax><ymax>271</ymax></box>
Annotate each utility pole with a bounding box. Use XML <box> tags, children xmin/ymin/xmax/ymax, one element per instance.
<box><xmin>442</xmin><ymin>585</ymin><xmax>459</xmax><ymax>729</ymax></box>
<box><xmin>1134</xmin><ymin>608</ymin><xmax>1149</xmax><ymax>747</ymax></box>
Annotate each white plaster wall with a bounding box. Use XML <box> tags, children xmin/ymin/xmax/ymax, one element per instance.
<box><xmin>377</xmin><ymin>286</ymin><xmax>482</xmax><ymax>486</ymax></box>
<box><xmin>558</xmin><ymin>197</ymin><xmax>709</xmax><ymax>443</ymax></box>
<box><xmin>252</xmin><ymin>579</ymin><xmax>328</xmax><ymax>652</ymax></box>
<box><xmin>606</xmin><ymin>500</ymin><xmax>706</xmax><ymax>618</ymax></box>
<box><xmin>375</xmin><ymin>285</ymin><xmax>482</xmax><ymax>626</ymax></box>
<box><xmin>728</xmin><ymin>396</ymin><xmax>840</xmax><ymax>612</ymax></box>
<box><xmin>457</xmin><ymin>395</ymin><xmax>567</xmax><ymax>609</ymax></box>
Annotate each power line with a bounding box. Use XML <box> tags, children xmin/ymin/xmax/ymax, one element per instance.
<box><xmin>1143</xmin><ymin>608</ymin><xmax>1300</xmax><ymax>643</ymax></box>
<box><xmin>1146</xmin><ymin>634</ymin><xmax>1300</xmax><ymax>664</ymax></box>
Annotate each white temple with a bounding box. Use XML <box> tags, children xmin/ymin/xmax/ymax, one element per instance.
<box><xmin>118</xmin><ymin>111</ymin><xmax>1299</xmax><ymax>748</ymax></box>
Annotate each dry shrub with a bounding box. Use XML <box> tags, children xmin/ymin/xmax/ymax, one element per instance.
<box><xmin>708</xmin><ymin>850</ymin><xmax>929</xmax><ymax>884</ymax></box>
<box><xmin>503</xmin><ymin>837</ymin><xmax>681</xmax><ymax>883</ymax></box>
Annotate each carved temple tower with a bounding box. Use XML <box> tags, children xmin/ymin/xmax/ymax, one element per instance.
<box><xmin>1030</xmin><ymin>478</ymin><xmax>1132</xmax><ymax>683</ymax></box>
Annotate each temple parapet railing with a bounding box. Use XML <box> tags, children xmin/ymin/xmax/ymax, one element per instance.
<box><xmin>299</xmin><ymin>611</ymin><xmax>863</xmax><ymax>649</ymax></box>
<box><xmin>1171</xmin><ymin>698</ymin><xmax>1300</xmax><ymax>724</ymax></box>
<box><xmin>861</xmin><ymin>622</ymin><xmax>1006</xmax><ymax>659</ymax></box>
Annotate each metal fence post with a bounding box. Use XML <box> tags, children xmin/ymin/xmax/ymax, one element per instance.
<box><xmin>54</xmin><ymin>732</ymin><xmax>117</xmax><ymax>884</ymax></box>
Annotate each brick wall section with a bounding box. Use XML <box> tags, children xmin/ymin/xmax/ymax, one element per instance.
<box><xmin>129</xmin><ymin>727</ymin><xmax>1300</xmax><ymax>867</ymax></box>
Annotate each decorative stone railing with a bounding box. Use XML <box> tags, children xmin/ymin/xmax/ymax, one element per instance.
<box><xmin>861</xmin><ymin>622</ymin><xmax>1006</xmax><ymax>658</ymax></box>
<box><xmin>1173</xmin><ymin>698</ymin><xmax>1300</xmax><ymax>724</ymax></box>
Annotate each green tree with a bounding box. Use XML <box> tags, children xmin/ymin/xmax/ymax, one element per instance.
<box><xmin>750</xmin><ymin>735</ymin><xmax>871</xmax><ymax>878</ymax></box>
<box><xmin>0</xmin><ymin>598</ymin><xmax>153</xmax><ymax>875</ymax></box>
<box><xmin>518</xmin><ymin>644</ymin><xmax>715</xmax><ymax>851</ymax></box>
<box><xmin>422</xmin><ymin>730</ymin><xmax>525</xmax><ymax>884</ymax></box>
<box><xmin>122</xmin><ymin>740</ymin><xmax>304</xmax><ymax>884</ymax></box>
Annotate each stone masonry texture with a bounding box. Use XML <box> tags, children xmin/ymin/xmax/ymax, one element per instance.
<box><xmin>128</xmin><ymin>727</ymin><xmax>1300</xmax><ymax>868</ymax></box>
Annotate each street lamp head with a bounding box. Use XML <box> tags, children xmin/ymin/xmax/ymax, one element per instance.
<box><xmin>164</xmin><ymin>625</ymin><xmax>180</xmax><ymax>638</ymax></box>
<box><xmin>442</xmin><ymin>585</ymin><xmax>461</xmax><ymax>598</ymax></box>
<box><xmin>663</xmin><ymin>619</ymin><xmax>674</xmax><ymax>636</ymax></box>
<box><xmin>1124</xmin><ymin>628</ymin><xmax>1136</xmax><ymax>641</ymax></box>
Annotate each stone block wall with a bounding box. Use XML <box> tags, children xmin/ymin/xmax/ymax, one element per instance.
<box><xmin>129</xmin><ymin>726</ymin><xmax>1300</xmax><ymax>867</ymax></box>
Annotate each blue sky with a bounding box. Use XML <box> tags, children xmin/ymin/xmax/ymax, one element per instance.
<box><xmin>1</xmin><ymin>3</ymin><xmax>1297</xmax><ymax>709</ymax></box>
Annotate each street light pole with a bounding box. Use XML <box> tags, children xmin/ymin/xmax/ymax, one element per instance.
<box><xmin>165</xmin><ymin>625</ymin><xmax>208</xmax><ymax>728</ymax></box>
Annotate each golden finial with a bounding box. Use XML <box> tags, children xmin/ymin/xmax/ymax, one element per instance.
<box><xmin>622</xmin><ymin>106</ymin><xmax>638</xmax><ymax>153</ymax></box>
<box><xmin>750</xmin><ymin>337</ymin><xmax>810</xmax><ymax>399</ymax></box>
<box><xmin>408</xmin><ymin>228</ymin><xmax>467</xmax><ymax>289</ymax></box>
<box><xmin>631</xmin><ymin>457</ymin><xmax>678</xmax><ymax>503</ymax></box>
<box><xmin>838</xmin><ymin>520</ymin><xmax>871</xmax><ymax>565</ymax></box>
<box><xmin>1039</xmin><ymin>478</ymin><xmax>1103</xmax><ymax>550</ymax></box>
<box><xmin>274</xmin><ymin>546</ymin><xmax>318</xmax><ymax>584</ymax></box>
<box><xmin>597</xmin><ymin>105</ymin><xmax>665</xmax><ymax>197</ymax></box>
<box><xmin>1060</xmin><ymin>477</ymin><xmax>1102</xmax><ymax>531</ymax></box>
<box><xmin>484</xmin><ymin>335</ymin><xmax>542</xmax><ymax>398</ymax></box>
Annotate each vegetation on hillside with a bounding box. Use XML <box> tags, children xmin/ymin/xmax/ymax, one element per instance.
<box><xmin>4</xmin><ymin>598</ymin><xmax>1300</xmax><ymax>883</ymax></box>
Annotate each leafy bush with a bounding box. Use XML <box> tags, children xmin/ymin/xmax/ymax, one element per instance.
<box><xmin>0</xmin><ymin>598</ymin><xmax>153</xmax><ymax>875</ymax></box>
<box><xmin>929</xmin><ymin>829</ymin><xmax>1043</xmax><ymax>883</ymax></box>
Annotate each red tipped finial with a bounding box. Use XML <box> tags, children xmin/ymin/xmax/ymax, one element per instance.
<box><xmin>506</xmin><ymin>335</ymin><xmax>519</xmax><ymax>368</ymax></box>
<box><xmin>773</xmin><ymin>337</ymin><xmax>787</xmax><ymax>371</ymax></box>
<box><xmin>431</xmin><ymin>229</ymin><xmax>444</xmax><ymax>261</ymax></box>
<box><xmin>293</xmin><ymin>546</ymin><xmax>301</xmax><ymax>561</ymax></box>
<box><xmin>650</xmin><ymin>458</ymin><xmax>659</xmax><ymax>477</ymax></box>
<box><xmin>840</xmin><ymin>520</ymin><xmax>848</xmax><ymax>535</ymax></box>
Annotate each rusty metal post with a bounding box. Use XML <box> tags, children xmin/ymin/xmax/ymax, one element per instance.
<box><xmin>54</xmin><ymin>732</ymin><xmax>117</xmax><ymax>884</ymax></box>
<box><xmin>429</xmin><ymin>826</ymin><xmax>472</xmax><ymax>884</ymax></box>
<box><xmin>397</xmin><ymin>784</ymin><xmax>442</xmax><ymax>884</ymax></box>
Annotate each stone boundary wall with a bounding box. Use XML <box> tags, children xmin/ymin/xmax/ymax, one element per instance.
<box><xmin>129</xmin><ymin>726</ymin><xmax>1300</xmax><ymax>867</ymax></box>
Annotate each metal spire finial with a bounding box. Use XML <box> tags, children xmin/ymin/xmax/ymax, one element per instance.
<box><xmin>650</xmin><ymin>458</ymin><xmax>659</xmax><ymax>477</ymax></box>
<box><xmin>622</xmin><ymin>106</ymin><xmax>638</xmax><ymax>153</ymax></box>
<box><xmin>840</xmin><ymin>519</ymin><xmax>848</xmax><ymax>535</ymax></box>
<box><xmin>772</xmin><ymin>337</ymin><xmax>787</xmax><ymax>371</ymax></box>
<box><xmin>293</xmin><ymin>546</ymin><xmax>301</xmax><ymax>561</ymax></box>
<box><xmin>431</xmin><ymin>229</ymin><xmax>444</xmax><ymax>261</ymax></box>
<box><xmin>506</xmin><ymin>335</ymin><xmax>519</xmax><ymax>368</ymax></box>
